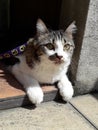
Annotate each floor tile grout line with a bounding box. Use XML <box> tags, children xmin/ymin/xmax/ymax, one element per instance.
<box><xmin>69</xmin><ymin>102</ymin><xmax>98</xmax><ymax>130</ymax></box>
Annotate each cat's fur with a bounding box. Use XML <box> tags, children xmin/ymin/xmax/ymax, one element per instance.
<box><xmin>10</xmin><ymin>19</ymin><xmax>76</xmax><ymax>105</ymax></box>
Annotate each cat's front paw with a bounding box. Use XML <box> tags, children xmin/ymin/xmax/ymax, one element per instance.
<box><xmin>58</xmin><ymin>81</ymin><xmax>74</xmax><ymax>102</ymax></box>
<box><xmin>27</xmin><ymin>87</ymin><xmax>44</xmax><ymax>105</ymax></box>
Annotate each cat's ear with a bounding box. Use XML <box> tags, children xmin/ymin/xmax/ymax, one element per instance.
<box><xmin>36</xmin><ymin>19</ymin><xmax>49</xmax><ymax>35</ymax></box>
<box><xmin>65</xmin><ymin>21</ymin><xmax>77</xmax><ymax>39</ymax></box>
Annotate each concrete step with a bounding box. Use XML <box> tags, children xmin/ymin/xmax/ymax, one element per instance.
<box><xmin>70</xmin><ymin>93</ymin><xmax>98</xmax><ymax>129</ymax></box>
<box><xmin>0</xmin><ymin>101</ymin><xmax>96</xmax><ymax>130</ymax></box>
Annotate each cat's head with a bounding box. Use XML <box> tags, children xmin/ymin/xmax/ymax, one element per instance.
<box><xmin>27</xmin><ymin>19</ymin><xmax>77</xmax><ymax>66</ymax></box>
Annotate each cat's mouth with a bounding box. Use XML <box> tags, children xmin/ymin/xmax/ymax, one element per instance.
<box><xmin>49</xmin><ymin>54</ymin><xmax>64</xmax><ymax>64</ymax></box>
<box><xmin>54</xmin><ymin>58</ymin><xmax>64</xmax><ymax>64</ymax></box>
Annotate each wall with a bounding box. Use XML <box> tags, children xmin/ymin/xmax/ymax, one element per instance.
<box><xmin>75</xmin><ymin>0</ymin><xmax>98</xmax><ymax>94</ymax></box>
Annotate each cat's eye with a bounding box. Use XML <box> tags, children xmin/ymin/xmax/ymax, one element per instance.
<box><xmin>45</xmin><ymin>43</ymin><xmax>54</xmax><ymax>50</ymax></box>
<box><xmin>64</xmin><ymin>44</ymin><xmax>70</xmax><ymax>50</ymax></box>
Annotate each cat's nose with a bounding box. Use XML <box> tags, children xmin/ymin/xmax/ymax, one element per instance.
<box><xmin>56</xmin><ymin>54</ymin><xmax>63</xmax><ymax>59</ymax></box>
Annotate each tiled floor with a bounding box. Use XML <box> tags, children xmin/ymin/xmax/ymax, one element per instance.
<box><xmin>0</xmin><ymin>95</ymin><xmax>98</xmax><ymax>130</ymax></box>
<box><xmin>70</xmin><ymin>93</ymin><xmax>98</xmax><ymax>129</ymax></box>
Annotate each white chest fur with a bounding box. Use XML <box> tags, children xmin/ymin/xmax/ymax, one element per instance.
<box><xmin>11</xmin><ymin>54</ymin><xmax>73</xmax><ymax>105</ymax></box>
<box><xmin>17</xmin><ymin>55</ymin><xmax>69</xmax><ymax>84</ymax></box>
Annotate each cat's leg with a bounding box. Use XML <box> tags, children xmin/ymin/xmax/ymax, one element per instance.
<box><xmin>11</xmin><ymin>64</ymin><xmax>44</xmax><ymax>105</ymax></box>
<box><xmin>58</xmin><ymin>75</ymin><xmax>74</xmax><ymax>102</ymax></box>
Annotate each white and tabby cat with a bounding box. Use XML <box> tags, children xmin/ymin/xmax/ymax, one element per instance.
<box><xmin>10</xmin><ymin>19</ymin><xmax>76</xmax><ymax>105</ymax></box>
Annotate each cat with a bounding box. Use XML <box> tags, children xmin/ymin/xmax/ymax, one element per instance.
<box><xmin>10</xmin><ymin>19</ymin><xmax>76</xmax><ymax>105</ymax></box>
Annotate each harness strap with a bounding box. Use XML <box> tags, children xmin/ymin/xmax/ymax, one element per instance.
<box><xmin>0</xmin><ymin>42</ymin><xmax>28</xmax><ymax>59</ymax></box>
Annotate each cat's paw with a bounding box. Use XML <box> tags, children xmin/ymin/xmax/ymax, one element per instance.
<box><xmin>58</xmin><ymin>81</ymin><xmax>74</xmax><ymax>102</ymax></box>
<box><xmin>27</xmin><ymin>87</ymin><xmax>44</xmax><ymax>105</ymax></box>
